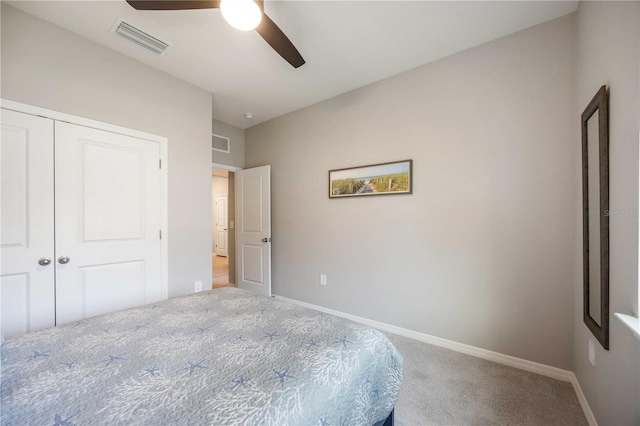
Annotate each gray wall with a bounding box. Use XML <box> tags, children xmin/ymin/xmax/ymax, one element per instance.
<box><xmin>1</xmin><ymin>4</ymin><xmax>213</xmax><ymax>297</ymax></box>
<box><xmin>212</xmin><ymin>118</ymin><xmax>245</xmax><ymax>169</ymax></box>
<box><xmin>573</xmin><ymin>2</ymin><xmax>640</xmax><ymax>425</ymax></box>
<box><xmin>246</xmin><ymin>15</ymin><xmax>577</xmax><ymax>369</ymax></box>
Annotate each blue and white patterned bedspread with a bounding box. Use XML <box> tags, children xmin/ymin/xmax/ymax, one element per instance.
<box><xmin>1</xmin><ymin>287</ymin><xmax>403</xmax><ymax>425</ymax></box>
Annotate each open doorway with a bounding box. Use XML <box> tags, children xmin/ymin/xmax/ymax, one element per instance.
<box><xmin>212</xmin><ymin>168</ymin><xmax>235</xmax><ymax>288</ymax></box>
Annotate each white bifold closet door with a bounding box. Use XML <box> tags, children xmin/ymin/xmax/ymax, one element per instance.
<box><xmin>1</xmin><ymin>110</ymin><xmax>56</xmax><ymax>337</ymax></box>
<box><xmin>54</xmin><ymin>122</ymin><xmax>162</xmax><ymax>325</ymax></box>
<box><xmin>1</xmin><ymin>109</ymin><xmax>163</xmax><ymax>338</ymax></box>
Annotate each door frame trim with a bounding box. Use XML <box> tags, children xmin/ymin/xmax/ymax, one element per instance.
<box><xmin>1</xmin><ymin>99</ymin><xmax>170</xmax><ymax>301</ymax></box>
<box><xmin>212</xmin><ymin>162</ymin><xmax>242</xmax><ymax>172</ymax></box>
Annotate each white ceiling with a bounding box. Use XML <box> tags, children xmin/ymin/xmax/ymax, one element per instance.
<box><xmin>7</xmin><ymin>0</ymin><xmax>578</xmax><ymax>129</ymax></box>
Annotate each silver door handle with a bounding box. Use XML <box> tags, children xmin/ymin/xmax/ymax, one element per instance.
<box><xmin>261</xmin><ymin>237</ymin><xmax>271</xmax><ymax>243</ymax></box>
<box><xmin>58</xmin><ymin>256</ymin><xmax>71</xmax><ymax>264</ymax></box>
<box><xmin>38</xmin><ymin>257</ymin><xmax>52</xmax><ymax>266</ymax></box>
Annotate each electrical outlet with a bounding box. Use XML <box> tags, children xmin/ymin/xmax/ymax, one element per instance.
<box><xmin>588</xmin><ymin>339</ymin><xmax>596</xmax><ymax>366</ymax></box>
<box><xmin>320</xmin><ymin>274</ymin><xmax>327</xmax><ymax>286</ymax></box>
<box><xmin>194</xmin><ymin>280</ymin><xmax>203</xmax><ymax>293</ymax></box>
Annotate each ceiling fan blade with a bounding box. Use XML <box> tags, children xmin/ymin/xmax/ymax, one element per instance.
<box><xmin>127</xmin><ymin>0</ymin><xmax>305</xmax><ymax>68</ymax></box>
<box><xmin>126</xmin><ymin>1</ymin><xmax>220</xmax><ymax>11</ymax></box>
<box><xmin>256</xmin><ymin>14</ymin><xmax>305</xmax><ymax>68</ymax></box>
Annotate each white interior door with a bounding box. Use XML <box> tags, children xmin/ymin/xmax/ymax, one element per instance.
<box><xmin>215</xmin><ymin>194</ymin><xmax>228</xmax><ymax>257</ymax></box>
<box><xmin>0</xmin><ymin>109</ymin><xmax>55</xmax><ymax>338</ymax></box>
<box><xmin>236</xmin><ymin>165</ymin><xmax>271</xmax><ymax>296</ymax></box>
<box><xmin>54</xmin><ymin>122</ymin><xmax>163</xmax><ymax>325</ymax></box>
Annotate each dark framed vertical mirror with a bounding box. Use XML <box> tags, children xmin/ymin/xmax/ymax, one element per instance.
<box><xmin>581</xmin><ymin>85</ymin><xmax>609</xmax><ymax>350</ymax></box>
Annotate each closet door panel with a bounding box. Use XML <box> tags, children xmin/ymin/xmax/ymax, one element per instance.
<box><xmin>0</xmin><ymin>109</ymin><xmax>55</xmax><ymax>338</ymax></box>
<box><xmin>83</xmin><ymin>143</ymin><xmax>143</xmax><ymax>241</ymax></box>
<box><xmin>54</xmin><ymin>122</ymin><xmax>162</xmax><ymax>325</ymax></box>
<box><xmin>80</xmin><ymin>260</ymin><xmax>145</xmax><ymax>317</ymax></box>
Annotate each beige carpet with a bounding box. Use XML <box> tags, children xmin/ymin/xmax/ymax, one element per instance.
<box><xmin>212</xmin><ymin>254</ymin><xmax>229</xmax><ymax>289</ymax></box>
<box><xmin>384</xmin><ymin>333</ymin><xmax>588</xmax><ymax>426</ymax></box>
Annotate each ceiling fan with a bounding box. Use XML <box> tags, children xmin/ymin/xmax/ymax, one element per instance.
<box><xmin>126</xmin><ymin>0</ymin><xmax>305</xmax><ymax>68</ymax></box>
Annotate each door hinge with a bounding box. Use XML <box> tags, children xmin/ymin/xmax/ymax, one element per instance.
<box><xmin>159</xmin><ymin>159</ymin><xmax>162</xmax><ymax>169</ymax></box>
<box><xmin>159</xmin><ymin>230</ymin><xmax>162</xmax><ymax>240</ymax></box>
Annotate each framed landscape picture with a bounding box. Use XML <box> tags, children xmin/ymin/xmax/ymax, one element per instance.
<box><xmin>329</xmin><ymin>159</ymin><xmax>413</xmax><ymax>198</ymax></box>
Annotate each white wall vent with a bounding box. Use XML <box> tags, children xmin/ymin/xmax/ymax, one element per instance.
<box><xmin>212</xmin><ymin>134</ymin><xmax>230</xmax><ymax>154</ymax></box>
<box><xmin>111</xmin><ymin>19</ymin><xmax>169</xmax><ymax>55</ymax></box>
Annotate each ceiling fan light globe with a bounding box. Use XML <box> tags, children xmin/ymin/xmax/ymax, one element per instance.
<box><xmin>220</xmin><ymin>0</ymin><xmax>262</xmax><ymax>31</ymax></box>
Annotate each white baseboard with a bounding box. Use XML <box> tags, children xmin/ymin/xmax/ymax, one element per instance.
<box><xmin>274</xmin><ymin>294</ymin><xmax>597</xmax><ymax>425</ymax></box>
<box><xmin>570</xmin><ymin>374</ymin><xmax>598</xmax><ymax>426</ymax></box>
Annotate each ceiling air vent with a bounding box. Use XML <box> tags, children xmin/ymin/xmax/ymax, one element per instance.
<box><xmin>111</xmin><ymin>19</ymin><xmax>169</xmax><ymax>55</ymax></box>
<box><xmin>212</xmin><ymin>134</ymin><xmax>230</xmax><ymax>154</ymax></box>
